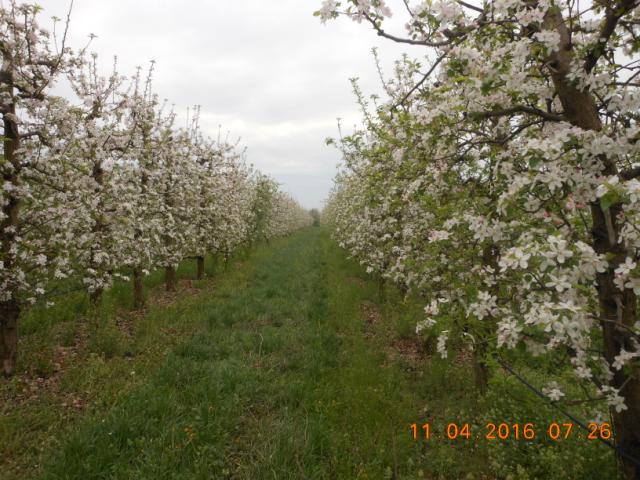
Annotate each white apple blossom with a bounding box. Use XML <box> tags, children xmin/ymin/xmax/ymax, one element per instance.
<box><xmin>542</xmin><ymin>382</ymin><xmax>565</xmax><ymax>402</ymax></box>
<box><xmin>436</xmin><ymin>330</ymin><xmax>449</xmax><ymax>358</ymax></box>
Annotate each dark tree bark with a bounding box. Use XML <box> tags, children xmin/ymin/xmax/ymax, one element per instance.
<box><xmin>133</xmin><ymin>268</ymin><xmax>145</xmax><ymax>309</ymax></box>
<box><xmin>472</xmin><ymin>245</ymin><xmax>500</xmax><ymax>393</ymax></box>
<box><xmin>471</xmin><ymin>349</ymin><xmax>489</xmax><ymax>394</ymax></box>
<box><xmin>377</xmin><ymin>277</ymin><xmax>386</xmax><ymax>303</ymax></box>
<box><xmin>0</xmin><ymin>65</ymin><xmax>22</xmax><ymax>377</ymax></box>
<box><xmin>132</xmin><ymin>127</ymin><xmax>151</xmax><ymax>310</ymax></box>
<box><xmin>0</xmin><ymin>299</ymin><xmax>19</xmax><ymax>377</ymax></box>
<box><xmin>89</xmin><ymin>288</ymin><xmax>103</xmax><ymax>310</ymax></box>
<box><xmin>544</xmin><ymin>8</ymin><xmax>640</xmax><ymax>478</ymax></box>
<box><xmin>88</xmin><ymin>156</ymin><xmax>105</xmax><ymax>308</ymax></box>
<box><xmin>165</xmin><ymin>266</ymin><xmax>177</xmax><ymax>292</ymax></box>
<box><xmin>196</xmin><ymin>256</ymin><xmax>205</xmax><ymax>280</ymax></box>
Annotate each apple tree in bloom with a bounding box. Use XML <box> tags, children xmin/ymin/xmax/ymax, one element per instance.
<box><xmin>0</xmin><ymin>2</ymin><xmax>75</xmax><ymax>375</ymax></box>
<box><xmin>64</xmin><ymin>53</ymin><xmax>137</xmax><ymax>307</ymax></box>
<box><xmin>120</xmin><ymin>66</ymin><xmax>170</xmax><ymax>308</ymax></box>
<box><xmin>318</xmin><ymin>0</ymin><xmax>640</xmax><ymax>475</ymax></box>
<box><xmin>185</xmin><ymin>117</ymin><xmax>254</xmax><ymax>277</ymax></box>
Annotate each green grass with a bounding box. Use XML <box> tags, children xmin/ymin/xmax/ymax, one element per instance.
<box><xmin>1</xmin><ymin>253</ymin><xmax>224</xmax><ymax>479</ymax></box>
<box><xmin>29</xmin><ymin>228</ymin><xmax>434</xmax><ymax>479</ymax></box>
<box><xmin>1</xmin><ymin>229</ymin><xmax>620</xmax><ymax>479</ymax></box>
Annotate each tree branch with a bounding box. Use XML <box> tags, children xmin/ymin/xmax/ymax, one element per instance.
<box><xmin>392</xmin><ymin>53</ymin><xmax>446</xmax><ymax>110</ymax></box>
<box><xmin>456</xmin><ymin>0</ymin><xmax>485</xmax><ymax>14</ymax></box>
<box><xmin>584</xmin><ymin>0</ymin><xmax>640</xmax><ymax>73</ymax></box>
<box><xmin>621</xmin><ymin>166</ymin><xmax>640</xmax><ymax>180</ymax></box>
<box><xmin>468</xmin><ymin>105</ymin><xmax>564</xmax><ymax>122</ymax></box>
<box><xmin>363</xmin><ymin>13</ymin><xmax>454</xmax><ymax>47</ymax></box>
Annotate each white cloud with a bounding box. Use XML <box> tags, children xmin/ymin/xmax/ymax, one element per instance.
<box><xmin>34</xmin><ymin>0</ymin><xmax>417</xmax><ymax>208</ymax></box>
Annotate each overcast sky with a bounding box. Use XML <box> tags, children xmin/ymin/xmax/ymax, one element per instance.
<box><xmin>33</xmin><ymin>0</ymin><xmax>416</xmax><ymax>209</ymax></box>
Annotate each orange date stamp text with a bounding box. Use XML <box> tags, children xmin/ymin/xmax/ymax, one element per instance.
<box><xmin>410</xmin><ymin>422</ymin><xmax>612</xmax><ymax>441</ymax></box>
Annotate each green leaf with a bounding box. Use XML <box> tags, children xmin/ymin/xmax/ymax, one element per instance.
<box><xmin>481</xmin><ymin>79</ymin><xmax>494</xmax><ymax>95</ymax></box>
<box><xmin>600</xmin><ymin>190</ymin><xmax>620</xmax><ymax>210</ymax></box>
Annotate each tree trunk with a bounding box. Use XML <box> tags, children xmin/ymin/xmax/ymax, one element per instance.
<box><xmin>543</xmin><ymin>8</ymin><xmax>640</xmax><ymax>477</ymax></box>
<box><xmin>133</xmin><ymin>268</ymin><xmax>145</xmax><ymax>309</ymax></box>
<box><xmin>133</xmin><ymin>140</ymin><xmax>150</xmax><ymax>310</ymax></box>
<box><xmin>88</xmin><ymin>159</ymin><xmax>106</xmax><ymax>305</ymax></box>
<box><xmin>0</xmin><ymin>299</ymin><xmax>19</xmax><ymax>377</ymax></box>
<box><xmin>473</xmin><ymin>243</ymin><xmax>500</xmax><ymax>394</ymax></box>
<box><xmin>377</xmin><ymin>277</ymin><xmax>385</xmax><ymax>302</ymax></box>
<box><xmin>89</xmin><ymin>288</ymin><xmax>103</xmax><ymax>309</ymax></box>
<box><xmin>472</xmin><ymin>347</ymin><xmax>489</xmax><ymax>395</ymax></box>
<box><xmin>591</xmin><ymin>201</ymin><xmax>640</xmax><ymax>480</ymax></box>
<box><xmin>1</xmin><ymin>71</ymin><xmax>21</xmax><ymax>378</ymax></box>
<box><xmin>165</xmin><ymin>266</ymin><xmax>177</xmax><ymax>292</ymax></box>
<box><xmin>196</xmin><ymin>256</ymin><xmax>205</xmax><ymax>280</ymax></box>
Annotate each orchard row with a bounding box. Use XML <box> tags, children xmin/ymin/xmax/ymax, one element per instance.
<box><xmin>0</xmin><ymin>2</ymin><xmax>311</xmax><ymax>376</ymax></box>
<box><xmin>317</xmin><ymin>0</ymin><xmax>640</xmax><ymax>477</ymax></box>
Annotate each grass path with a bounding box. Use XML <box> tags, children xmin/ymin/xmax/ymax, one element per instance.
<box><xmin>5</xmin><ymin>227</ymin><xmax>621</xmax><ymax>479</ymax></box>
<box><xmin>13</xmin><ymin>228</ymin><xmax>486</xmax><ymax>479</ymax></box>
